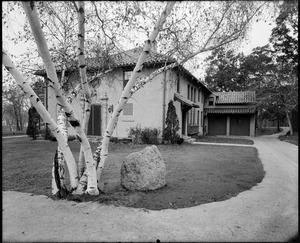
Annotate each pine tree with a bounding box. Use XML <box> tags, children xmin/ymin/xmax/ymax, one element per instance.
<box><xmin>26</xmin><ymin>106</ymin><xmax>40</xmax><ymax>140</ymax></box>
<box><xmin>163</xmin><ymin>100</ymin><xmax>180</xmax><ymax>144</ymax></box>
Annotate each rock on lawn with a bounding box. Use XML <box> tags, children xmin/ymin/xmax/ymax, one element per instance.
<box><xmin>120</xmin><ymin>145</ymin><xmax>166</xmax><ymax>191</ymax></box>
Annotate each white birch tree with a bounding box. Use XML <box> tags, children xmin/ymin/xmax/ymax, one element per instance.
<box><xmin>2</xmin><ymin>50</ymin><xmax>79</xmax><ymax>191</ymax></box>
<box><xmin>22</xmin><ymin>1</ymin><xmax>99</xmax><ymax>195</ymax></box>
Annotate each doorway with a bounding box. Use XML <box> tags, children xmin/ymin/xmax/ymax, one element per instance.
<box><xmin>87</xmin><ymin>104</ymin><xmax>101</xmax><ymax>136</ymax></box>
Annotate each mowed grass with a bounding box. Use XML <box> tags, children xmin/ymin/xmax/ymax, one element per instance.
<box><xmin>278</xmin><ymin>132</ymin><xmax>298</xmax><ymax>146</ymax></box>
<box><xmin>2</xmin><ymin>136</ymin><xmax>265</xmax><ymax>210</ymax></box>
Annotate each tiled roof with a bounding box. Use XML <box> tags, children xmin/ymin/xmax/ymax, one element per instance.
<box><xmin>214</xmin><ymin>91</ymin><xmax>256</xmax><ymax>104</ymax></box>
<box><xmin>34</xmin><ymin>47</ymin><xmax>176</xmax><ymax>76</ymax></box>
<box><xmin>32</xmin><ymin>47</ymin><xmax>212</xmax><ymax>94</ymax></box>
<box><xmin>204</xmin><ymin>107</ymin><xmax>256</xmax><ymax>114</ymax></box>
<box><xmin>109</xmin><ymin>47</ymin><xmax>177</xmax><ymax>67</ymax></box>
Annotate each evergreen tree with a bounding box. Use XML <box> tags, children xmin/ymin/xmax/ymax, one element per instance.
<box><xmin>163</xmin><ymin>100</ymin><xmax>180</xmax><ymax>144</ymax></box>
<box><xmin>26</xmin><ymin>106</ymin><xmax>40</xmax><ymax>140</ymax></box>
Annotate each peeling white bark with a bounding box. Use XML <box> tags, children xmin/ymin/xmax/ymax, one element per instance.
<box><xmin>2</xmin><ymin>50</ymin><xmax>79</xmax><ymax>191</ymax></box>
<box><xmin>96</xmin><ymin>2</ymin><xmax>176</xmax><ymax>183</ymax></box>
<box><xmin>77</xmin><ymin>1</ymin><xmax>92</xmax><ymax>178</ymax></box>
<box><xmin>56</xmin><ymin>111</ymin><xmax>68</xmax><ymax>190</ymax></box>
<box><xmin>22</xmin><ymin>2</ymin><xmax>98</xmax><ymax>195</ymax></box>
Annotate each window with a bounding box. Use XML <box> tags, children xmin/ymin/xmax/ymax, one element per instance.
<box><xmin>197</xmin><ymin>110</ymin><xmax>200</xmax><ymax>125</ymax></box>
<box><xmin>123</xmin><ymin>70</ymin><xmax>133</xmax><ymax>88</ymax></box>
<box><xmin>187</xmin><ymin>84</ymin><xmax>190</xmax><ymax>100</ymax></box>
<box><xmin>177</xmin><ymin>74</ymin><xmax>180</xmax><ymax>93</ymax></box>
<box><xmin>198</xmin><ymin>89</ymin><xmax>201</xmax><ymax>102</ymax></box>
<box><xmin>208</xmin><ymin>97</ymin><xmax>214</xmax><ymax>106</ymax></box>
<box><xmin>201</xmin><ymin>111</ymin><xmax>203</xmax><ymax>127</ymax></box>
<box><xmin>123</xmin><ymin>103</ymin><xmax>133</xmax><ymax>115</ymax></box>
<box><xmin>194</xmin><ymin>88</ymin><xmax>196</xmax><ymax>102</ymax></box>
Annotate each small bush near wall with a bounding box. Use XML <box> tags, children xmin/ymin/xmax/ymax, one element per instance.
<box><xmin>128</xmin><ymin>125</ymin><xmax>160</xmax><ymax>144</ymax></box>
<box><xmin>128</xmin><ymin>124</ymin><xmax>143</xmax><ymax>144</ymax></box>
<box><xmin>140</xmin><ymin>127</ymin><xmax>161</xmax><ymax>144</ymax></box>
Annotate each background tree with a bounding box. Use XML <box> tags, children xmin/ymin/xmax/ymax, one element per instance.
<box><xmin>26</xmin><ymin>106</ymin><xmax>40</xmax><ymax>140</ymax></box>
<box><xmin>2</xmin><ymin>80</ymin><xmax>30</xmax><ymax>132</ymax></box>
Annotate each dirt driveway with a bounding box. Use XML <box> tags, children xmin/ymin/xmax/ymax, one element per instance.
<box><xmin>2</xmin><ymin>128</ymin><xmax>298</xmax><ymax>242</ymax></box>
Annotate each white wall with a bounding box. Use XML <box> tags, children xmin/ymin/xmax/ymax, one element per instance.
<box><xmin>68</xmin><ymin>67</ymin><xmax>165</xmax><ymax>138</ymax></box>
<box><xmin>165</xmin><ymin>69</ymin><xmax>206</xmax><ymax>137</ymax></box>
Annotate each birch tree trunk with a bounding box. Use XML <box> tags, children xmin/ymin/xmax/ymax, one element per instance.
<box><xmin>52</xmin><ymin>110</ymin><xmax>68</xmax><ymax>197</ymax></box>
<box><xmin>96</xmin><ymin>1</ymin><xmax>176</xmax><ymax>184</ymax></box>
<box><xmin>2</xmin><ymin>50</ymin><xmax>79</xmax><ymax>191</ymax></box>
<box><xmin>77</xmin><ymin>1</ymin><xmax>92</xmax><ymax>178</ymax></box>
<box><xmin>22</xmin><ymin>2</ymin><xmax>98</xmax><ymax>195</ymax></box>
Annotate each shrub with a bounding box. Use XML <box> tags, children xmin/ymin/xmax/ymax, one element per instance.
<box><xmin>163</xmin><ymin>100</ymin><xmax>180</xmax><ymax>144</ymax></box>
<box><xmin>140</xmin><ymin>127</ymin><xmax>160</xmax><ymax>144</ymax></box>
<box><xmin>26</xmin><ymin>106</ymin><xmax>40</xmax><ymax>140</ymax></box>
<box><xmin>128</xmin><ymin>125</ymin><xmax>160</xmax><ymax>144</ymax></box>
<box><xmin>128</xmin><ymin>124</ymin><xmax>142</xmax><ymax>144</ymax></box>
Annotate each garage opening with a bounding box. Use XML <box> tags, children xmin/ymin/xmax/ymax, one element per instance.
<box><xmin>230</xmin><ymin>115</ymin><xmax>250</xmax><ymax>136</ymax></box>
<box><xmin>208</xmin><ymin>115</ymin><xmax>227</xmax><ymax>135</ymax></box>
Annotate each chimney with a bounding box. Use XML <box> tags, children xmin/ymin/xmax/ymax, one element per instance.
<box><xmin>144</xmin><ymin>40</ymin><xmax>157</xmax><ymax>52</ymax></box>
<box><xmin>151</xmin><ymin>40</ymin><xmax>157</xmax><ymax>52</ymax></box>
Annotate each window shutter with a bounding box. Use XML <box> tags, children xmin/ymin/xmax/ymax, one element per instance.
<box><xmin>123</xmin><ymin>103</ymin><xmax>133</xmax><ymax>115</ymax></box>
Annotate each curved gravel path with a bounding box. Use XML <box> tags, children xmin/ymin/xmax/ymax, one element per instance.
<box><xmin>3</xmin><ymin>128</ymin><xmax>298</xmax><ymax>242</ymax></box>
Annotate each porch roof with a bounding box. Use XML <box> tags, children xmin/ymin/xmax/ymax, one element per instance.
<box><xmin>174</xmin><ymin>93</ymin><xmax>200</xmax><ymax>108</ymax></box>
<box><xmin>204</xmin><ymin>107</ymin><xmax>256</xmax><ymax>114</ymax></box>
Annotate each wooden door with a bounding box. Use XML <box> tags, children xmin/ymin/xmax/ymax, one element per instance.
<box><xmin>208</xmin><ymin>115</ymin><xmax>227</xmax><ymax>135</ymax></box>
<box><xmin>230</xmin><ymin>115</ymin><xmax>250</xmax><ymax>136</ymax></box>
<box><xmin>87</xmin><ymin>104</ymin><xmax>101</xmax><ymax>136</ymax></box>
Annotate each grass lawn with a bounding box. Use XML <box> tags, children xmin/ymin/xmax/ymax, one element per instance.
<box><xmin>278</xmin><ymin>132</ymin><xmax>298</xmax><ymax>146</ymax></box>
<box><xmin>195</xmin><ymin>135</ymin><xmax>254</xmax><ymax>145</ymax></box>
<box><xmin>2</xmin><ymin>137</ymin><xmax>265</xmax><ymax>210</ymax></box>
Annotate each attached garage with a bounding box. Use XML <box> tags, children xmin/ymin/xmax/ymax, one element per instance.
<box><xmin>230</xmin><ymin>115</ymin><xmax>250</xmax><ymax>136</ymax></box>
<box><xmin>204</xmin><ymin>91</ymin><xmax>256</xmax><ymax>137</ymax></box>
<box><xmin>208</xmin><ymin>115</ymin><xmax>227</xmax><ymax>135</ymax></box>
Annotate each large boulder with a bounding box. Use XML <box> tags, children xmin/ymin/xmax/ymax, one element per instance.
<box><xmin>120</xmin><ymin>145</ymin><xmax>166</xmax><ymax>191</ymax></box>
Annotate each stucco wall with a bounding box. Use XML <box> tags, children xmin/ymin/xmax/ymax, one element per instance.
<box><xmin>47</xmin><ymin>66</ymin><xmax>208</xmax><ymax>139</ymax></box>
<box><xmin>67</xmin><ymin>67</ymin><xmax>165</xmax><ymax>138</ymax></box>
<box><xmin>166</xmin><ymin>69</ymin><xmax>206</xmax><ymax>136</ymax></box>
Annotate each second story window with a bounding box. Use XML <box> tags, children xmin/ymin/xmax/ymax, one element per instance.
<box><xmin>208</xmin><ymin>97</ymin><xmax>214</xmax><ymax>106</ymax></box>
<box><xmin>176</xmin><ymin>74</ymin><xmax>180</xmax><ymax>93</ymax></box>
<box><xmin>187</xmin><ymin>84</ymin><xmax>190</xmax><ymax>100</ymax></box>
<box><xmin>123</xmin><ymin>103</ymin><xmax>133</xmax><ymax>115</ymax></box>
<box><xmin>198</xmin><ymin>89</ymin><xmax>201</xmax><ymax>102</ymax></box>
<box><xmin>123</xmin><ymin>70</ymin><xmax>133</xmax><ymax>88</ymax></box>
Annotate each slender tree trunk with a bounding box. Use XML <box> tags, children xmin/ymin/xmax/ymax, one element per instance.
<box><xmin>13</xmin><ymin>104</ymin><xmax>21</xmax><ymax>131</ymax></box>
<box><xmin>2</xmin><ymin>50</ymin><xmax>79</xmax><ymax>190</ymax></box>
<box><xmin>285</xmin><ymin>109</ymin><xmax>293</xmax><ymax>136</ymax></box>
<box><xmin>96</xmin><ymin>1</ymin><xmax>176</xmax><ymax>184</ymax></box>
<box><xmin>22</xmin><ymin>2</ymin><xmax>98</xmax><ymax>195</ymax></box>
<box><xmin>52</xmin><ymin>110</ymin><xmax>68</xmax><ymax>197</ymax></box>
<box><xmin>76</xmin><ymin>1</ymin><xmax>92</xmax><ymax>179</ymax></box>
